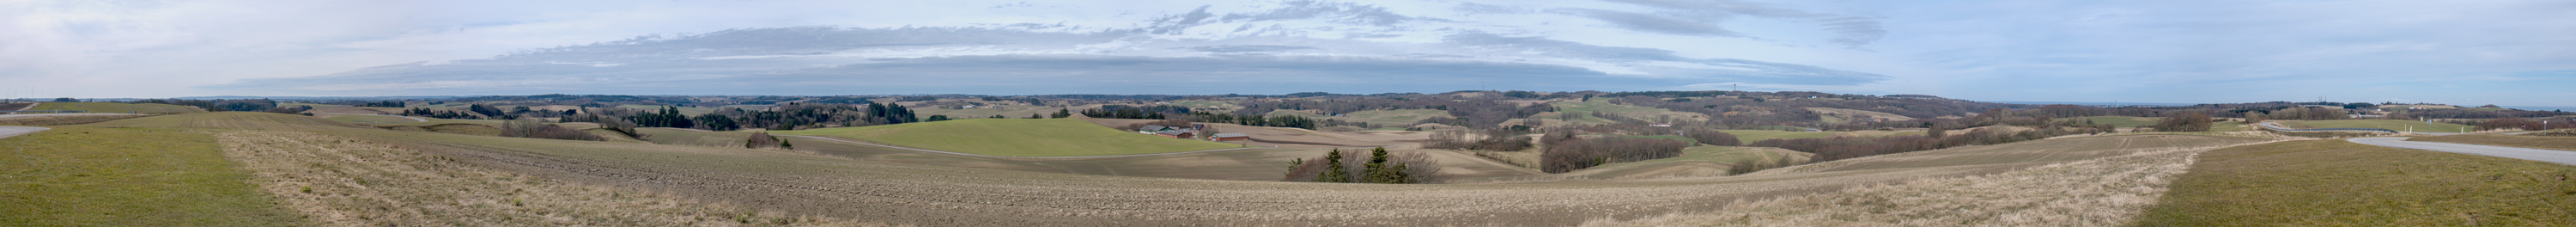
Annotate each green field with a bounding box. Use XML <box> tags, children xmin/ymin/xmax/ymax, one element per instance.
<box><xmin>2278</xmin><ymin>120</ymin><xmax>2474</xmax><ymax>132</ymax></box>
<box><xmin>1</xmin><ymin>127</ymin><xmax>305</xmax><ymax>226</ymax></box>
<box><xmin>79</xmin><ymin>112</ymin><xmax>367</xmax><ymax>131</ymax></box>
<box><xmin>1340</xmin><ymin>109</ymin><xmax>1452</xmax><ymax>126</ymax></box>
<box><xmin>908</xmin><ymin>105</ymin><xmax>1057</xmax><ymax>120</ymax></box>
<box><xmin>323</xmin><ymin>114</ymin><xmax>417</xmax><ymax>123</ymax></box>
<box><xmin>2057</xmin><ymin>116</ymin><xmax>2160</xmax><ymax>127</ymax></box>
<box><xmin>1719</xmin><ymin>130</ymin><xmax>1833</xmax><ymax>144</ymax></box>
<box><xmin>769</xmin><ymin>118</ymin><xmax>1242</xmax><ymax>156</ymax></box>
<box><xmin>28</xmin><ymin>102</ymin><xmax>204</xmax><ymax>114</ymax></box>
<box><xmin>2135</xmin><ymin>139</ymin><xmax>2576</xmax><ymax>226</ymax></box>
<box><xmin>1264</xmin><ymin>109</ymin><xmax>1325</xmax><ymax>118</ymax></box>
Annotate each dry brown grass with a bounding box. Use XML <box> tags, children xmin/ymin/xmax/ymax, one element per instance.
<box><xmin>1588</xmin><ymin>142</ymin><xmax>2264</xmax><ymax>227</ymax></box>
<box><xmin>216</xmin><ymin>130</ymin><xmax>892</xmax><ymax>226</ymax></box>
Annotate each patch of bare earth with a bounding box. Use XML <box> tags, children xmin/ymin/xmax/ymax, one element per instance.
<box><xmin>1587</xmin><ymin>142</ymin><xmax>2275</xmax><ymax>226</ymax></box>
<box><xmin>216</xmin><ymin>130</ymin><xmax>891</xmax><ymax>226</ymax></box>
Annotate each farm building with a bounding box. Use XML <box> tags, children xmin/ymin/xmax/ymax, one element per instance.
<box><xmin>1208</xmin><ymin>132</ymin><xmax>1249</xmax><ymax>141</ymax></box>
<box><xmin>1154</xmin><ymin>130</ymin><xmax>1195</xmax><ymax>138</ymax></box>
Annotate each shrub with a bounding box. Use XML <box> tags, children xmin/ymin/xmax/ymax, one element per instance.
<box><xmin>744</xmin><ymin>132</ymin><xmax>786</xmax><ymax>149</ymax></box>
<box><xmin>499</xmin><ymin>120</ymin><xmax>605</xmax><ymax>141</ymax></box>
<box><xmin>2148</xmin><ymin>111</ymin><xmax>2213</xmax><ymax>132</ymax></box>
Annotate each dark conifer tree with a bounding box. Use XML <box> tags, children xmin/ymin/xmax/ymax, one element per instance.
<box><xmin>1315</xmin><ymin>149</ymin><xmax>1350</xmax><ymax>183</ymax></box>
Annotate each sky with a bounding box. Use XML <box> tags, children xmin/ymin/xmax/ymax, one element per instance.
<box><xmin>3</xmin><ymin>0</ymin><xmax>2573</xmax><ymax>107</ymax></box>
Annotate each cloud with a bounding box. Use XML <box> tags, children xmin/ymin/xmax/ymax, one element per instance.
<box><xmin>201</xmin><ymin>1</ymin><xmax>1895</xmax><ymax>95</ymax></box>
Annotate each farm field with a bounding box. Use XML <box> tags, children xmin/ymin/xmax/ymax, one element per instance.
<box><xmin>1337</xmin><ymin>109</ymin><xmax>1451</xmax><ymax>126</ymax></box>
<box><xmin>2134</xmin><ymin>139</ymin><xmax>2576</xmax><ymax>226</ymax></box>
<box><xmin>349</xmin><ymin>122</ymin><xmax>2265</xmax><ymax>225</ymax></box>
<box><xmin>78</xmin><ymin>112</ymin><xmax>367</xmax><ymax>131</ymax></box>
<box><xmin>323</xmin><ymin>114</ymin><xmax>418</xmax><ymax>123</ymax></box>
<box><xmin>768</xmin><ymin>118</ymin><xmax>1241</xmax><ymax>156</ymax></box>
<box><xmin>27</xmin><ymin>102</ymin><xmax>204</xmax><ymax>114</ymax></box>
<box><xmin>2406</xmin><ymin>134</ymin><xmax>2576</xmax><ymax>151</ymax></box>
<box><xmin>1084</xmin><ymin>118</ymin><xmax>1432</xmax><ymax>148</ymax></box>
<box><xmin>2276</xmin><ymin>120</ymin><xmax>2473</xmax><ymax>133</ymax></box>
<box><xmin>907</xmin><ymin>104</ymin><xmax>1057</xmax><ymax>120</ymax></box>
<box><xmin>1716</xmin><ymin>130</ymin><xmax>1930</xmax><ymax>144</ymax></box>
<box><xmin>0</xmin><ymin>126</ymin><xmax>303</xmax><ymax>226</ymax></box>
<box><xmin>1550</xmin><ymin>100</ymin><xmax>1705</xmax><ymax>124</ymax></box>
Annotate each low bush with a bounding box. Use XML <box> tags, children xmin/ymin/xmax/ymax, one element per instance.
<box><xmin>500</xmin><ymin>120</ymin><xmax>605</xmax><ymax>141</ymax></box>
<box><xmin>1539</xmin><ymin>134</ymin><xmax>1689</xmax><ymax>173</ymax></box>
<box><xmin>1281</xmin><ymin>147</ymin><xmax>1442</xmax><ymax>183</ymax></box>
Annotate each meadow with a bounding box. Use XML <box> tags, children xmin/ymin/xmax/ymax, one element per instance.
<box><xmin>2134</xmin><ymin>139</ymin><xmax>2575</xmax><ymax>226</ymax></box>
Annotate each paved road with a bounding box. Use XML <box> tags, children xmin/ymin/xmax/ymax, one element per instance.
<box><xmin>2347</xmin><ymin>137</ymin><xmax>2576</xmax><ymax>165</ymax></box>
<box><xmin>2259</xmin><ymin>121</ymin><xmax>2458</xmax><ymax>135</ymax></box>
<box><xmin>0</xmin><ymin>126</ymin><xmax>45</xmax><ymax>139</ymax></box>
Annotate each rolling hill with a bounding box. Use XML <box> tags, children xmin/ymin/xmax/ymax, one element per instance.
<box><xmin>768</xmin><ymin>118</ymin><xmax>1242</xmax><ymax>156</ymax></box>
<box><xmin>28</xmin><ymin>102</ymin><xmax>205</xmax><ymax>114</ymax></box>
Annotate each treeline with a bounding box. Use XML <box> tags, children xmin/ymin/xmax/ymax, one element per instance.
<box><xmin>1536</xmin><ymin>132</ymin><xmax>1689</xmax><ymax>173</ymax></box>
<box><xmin>498</xmin><ymin>120</ymin><xmax>603</xmax><ymax>141</ymax></box>
<box><xmin>127</xmin><ymin>99</ymin><xmax>305</xmax><ymax>114</ymax></box>
<box><xmin>1281</xmin><ymin>147</ymin><xmax>1440</xmax><ymax>183</ymax></box>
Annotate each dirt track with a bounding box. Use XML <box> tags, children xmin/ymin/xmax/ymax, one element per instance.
<box><xmin>331</xmin><ymin>128</ymin><xmax>2264</xmax><ymax>226</ymax></box>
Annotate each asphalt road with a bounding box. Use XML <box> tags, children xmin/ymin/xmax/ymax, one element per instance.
<box><xmin>2347</xmin><ymin>137</ymin><xmax>2576</xmax><ymax>166</ymax></box>
<box><xmin>0</xmin><ymin>126</ymin><xmax>45</xmax><ymax>139</ymax></box>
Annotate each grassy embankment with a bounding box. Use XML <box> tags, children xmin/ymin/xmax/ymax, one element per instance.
<box><xmin>2408</xmin><ymin>134</ymin><xmax>2576</xmax><ymax>151</ymax></box>
<box><xmin>2278</xmin><ymin>120</ymin><xmax>2475</xmax><ymax>133</ymax></box>
<box><xmin>0</xmin><ymin>126</ymin><xmax>304</xmax><ymax>226</ymax></box>
<box><xmin>2134</xmin><ymin>139</ymin><xmax>2576</xmax><ymax>226</ymax></box>
<box><xmin>27</xmin><ymin>102</ymin><xmax>204</xmax><ymax>114</ymax></box>
<box><xmin>769</xmin><ymin>118</ymin><xmax>1242</xmax><ymax>156</ymax></box>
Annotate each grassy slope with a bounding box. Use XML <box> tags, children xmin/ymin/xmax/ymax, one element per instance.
<box><xmin>2059</xmin><ymin>116</ymin><xmax>2159</xmax><ymax>128</ymax></box>
<box><xmin>1720</xmin><ymin>130</ymin><xmax>1834</xmax><ymax>144</ymax></box>
<box><xmin>323</xmin><ymin>114</ymin><xmax>416</xmax><ymax>123</ymax></box>
<box><xmin>79</xmin><ymin>112</ymin><xmax>367</xmax><ymax>131</ymax></box>
<box><xmin>909</xmin><ymin>105</ymin><xmax>1056</xmax><ymax>120</ymax></box>
<box><xmin>1340</xmin><ymin>109</ymin><xmax>1451</xmax><ymax>126</ymax></box>
<box><xmin>769</xmin><ymin>118</ymin><xmax>1241</xmax><ymax>156</ymax></box>
<box><xmin>0</xmin><ymin>127</ymin><xmax>303</xmax><ymax>226</ymax></box>
<box><xmin>1548</xmin><ymin>101</ymin><xmax>1699</xmax><ymax>125</ymax></box>
<box><xmin>1558</xmin><ymin>146</ymin><xmax>1811</xmax><ymax>180</ymax></box>
<box><xmin>2279</xmin><ymin>120</ymin><xmax>2474</xmax><ymax>133</ymax></box>
<box><xmin>2408</xmin><ymin>134</ymin><xmax>2576</xmax><ymax>151</ymax></box>
<box><xmin>29</xmin><ymin>102</ymin><xmax>204</xmax><ymax>114</ymax></box>
<box><xmin>2135</xmin><ymin>139</ymin><xmax>2576</xmax><ymax>226</ymax></box>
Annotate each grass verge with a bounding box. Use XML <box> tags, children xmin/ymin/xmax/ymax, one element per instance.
<box><xmin>0</xmin><ymin>127</ymin><xmax>302</xmax><ymax>226</ymax></box>
<box><xmin>2407</xmin><ymin>134</ymin><xmax>2576</xmax><ymax>151</ymax></box>
<box><xmin>2134</xmin><ymin>139</ymin><xmax>2576</xmax><ymax>226</ymax></box>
